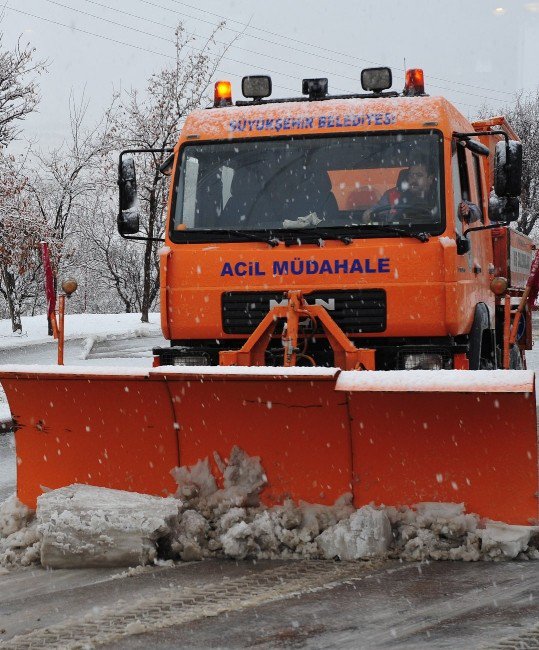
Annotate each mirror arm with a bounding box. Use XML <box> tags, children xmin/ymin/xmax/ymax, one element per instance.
<box><xmin>119</xmin><ymin>147</ymin><xmax>174</xmax><ymax>161</ymax></box>
<box><xmin>119</xmin><ymin>234</ymin><xmax>165</xmax><ymax>242</ymax></box>
<box><xmin>463</xmin><ymin>222</ymin><xmax>509</xmax><ymax>238</ymax></box>
<box><xmin>453</xmin><ymin>130</ymin><xmax>509</xmax><ymax>157</ymax></box>
<box><xmin>453</xmin><ymin>130</ymin><xmax>509</xmax><ymax>144</ymax></box>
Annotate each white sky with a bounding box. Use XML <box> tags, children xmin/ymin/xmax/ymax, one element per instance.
<box><xmin>3</xmin><ymin>0</ymin><xmax>539</xmax><ymax>153</ymax></box>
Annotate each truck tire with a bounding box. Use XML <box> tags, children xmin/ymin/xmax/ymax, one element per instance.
<box><xmin>468</xmin><ymin>304</ymin><xmax>493</xmax><ymax>370</ymax></box>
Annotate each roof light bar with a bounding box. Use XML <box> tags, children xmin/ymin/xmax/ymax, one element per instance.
<box><xmin>214</xmin><ymin>80</ymin><xmax>232</xmax><ymax>107</ymax></box>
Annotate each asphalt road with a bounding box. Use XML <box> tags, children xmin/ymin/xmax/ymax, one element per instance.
<box><xmin>1</xmin><ymin>558</ymin><xmax>537</xmax><ymax>649</ymax></box>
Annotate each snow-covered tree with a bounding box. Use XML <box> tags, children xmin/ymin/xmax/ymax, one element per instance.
<box><xmin>0</xmin><ymin>159</ymin><xmax>56</xmax><ymax>331</ymax></box>
<box><xmin>0</xmin><ymin>36</ymin><xmax>44</xmax><ymax>146</ymax></box>
<box><xmin>504</xmin><ymin>91</ymin><xmax>539</xmax><ymax>237</ymax></box>
<box><xmin>482</xmin><ymin>91</ymin><xmax>539</xmax><ymax>237</ymax></box>
<box><xmin>0</xmin><ymin>34</ymin><xmax>46</xmax><ymax>330</ymax></box>
<box><xmin>107</xmin><ymin>23</ymin><xmax>232</xmax><ymax>322</ymax></box>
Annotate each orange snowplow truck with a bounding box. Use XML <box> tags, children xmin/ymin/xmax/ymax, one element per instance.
<box><xmin>1</xmin><ymin>68</ymin><xmax>537</xmax><ymax>525</ymax></box>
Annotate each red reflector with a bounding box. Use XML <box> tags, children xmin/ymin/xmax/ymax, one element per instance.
<box><xmin>214</xmin><ymin>80</ymin><xmax>232</xmax><ymax>107</ymax></box>
<box><xmin>404</xmin><ymin>68</ymin><xmax>425</xmax><ymax>96</ymax></box>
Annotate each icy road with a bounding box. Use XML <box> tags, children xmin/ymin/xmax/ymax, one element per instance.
<box><xmin>0</xmin><ymin>315</ymin><xmax>538</xmax><ymax>649</ymax></box>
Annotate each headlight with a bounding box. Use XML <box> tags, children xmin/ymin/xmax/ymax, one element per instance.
<box><xmin>173</xmin><ymin>355</ymin><xmax>210</xmax><ymax>366</ymax></box>
<box><xmin>402</xmin><ymin>352</ymin><xmax>444</xmax><ymax>370</ymax></box>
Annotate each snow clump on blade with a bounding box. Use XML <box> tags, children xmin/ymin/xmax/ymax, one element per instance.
<box><xmin>171</xmin><ymin>450</ymin><xmax>539</xmax><ymax>563</ymax></box>
<box><xmin>37</xmin><ymin>485</ymin><xmax>182</xmax><ymax>569</ymax></box>
<box><xmin>171</xmin><ymin>445</ymin><xmax>355</xmax><ymax>560</ymax></box>
<box><xmin>0</xmin><ymin>494</ymin><xmax>40</xmax><ymax>567</ymax></box>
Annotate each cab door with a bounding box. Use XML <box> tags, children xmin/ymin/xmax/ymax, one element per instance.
<box><xmin>451</xmin><ymin>140</ymin><xmax>493</xmax><ymax>328</ymax></box>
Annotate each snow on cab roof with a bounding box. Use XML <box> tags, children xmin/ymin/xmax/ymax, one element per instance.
<box><xmin>182</xmin><ymin>96</ymin><xmax>470</xmax><ymax>142</ymax></box>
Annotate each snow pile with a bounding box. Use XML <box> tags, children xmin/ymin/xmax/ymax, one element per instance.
<box><xmin>0</xmin><ymin>495</ymin><xmax>40</xmax><ymax>567</ymax></box>
<box><xmin>37</xmin><ymin>485</ymin><xmax>182</xmax><ymax>568</ymax></box>
<box><xmin>388</xmin><ymin>502</ymin><xmax>539</xmax><ymax>562</ymax></box>
<box><xmin>171</xmin><ymin>446</ymin><xmax>355</xmax><ymax>560</ymax></box>
<box><xmin>171</xmin><ymin>452</ymin><xmax>539</xmax><ymax>562</ymax></box>
<box><xmin>317</xmin><ymin>506</ymin><xmax>392</xmax><ymax>560</ymax></box>
<box><xmin>480</xmin><ymin>521</ymin><xmax>539</xmax><ymax>560</ymax></box>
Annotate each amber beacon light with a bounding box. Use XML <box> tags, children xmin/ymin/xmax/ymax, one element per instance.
<box><xmin>214</xmin><ymin>80</ymin><xmax>233</xmax><ymax>107</ymax></box>
<box><xmin>404</xmin><ymin>68</ymin><xmax>425</xmax><ymax>96</ymax></box>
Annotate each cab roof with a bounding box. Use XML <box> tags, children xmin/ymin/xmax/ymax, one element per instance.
<box><xmin>180</xmin><ymin>96</ymin><xmax>474</xmax><ymax>145</ymax></box>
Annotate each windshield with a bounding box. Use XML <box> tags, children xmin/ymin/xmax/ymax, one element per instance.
<box><xmin>171</xmin><ymin>132</ymin><xmax>443</xmax><ymax>240</ymax></box>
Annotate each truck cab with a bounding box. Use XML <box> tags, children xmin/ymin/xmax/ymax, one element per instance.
<box><xmin>118</xmin><ymin>68</ymin><xmax>527</xmax><ymax>370</ymax></box>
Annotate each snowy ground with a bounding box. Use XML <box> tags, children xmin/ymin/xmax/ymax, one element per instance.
<box><xmin>0</xmin><ymin>313</ymin><xmax>165</xmax><ymax>420</ymax></box>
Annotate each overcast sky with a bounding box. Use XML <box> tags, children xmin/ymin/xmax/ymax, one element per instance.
<box><xmin>4</xmin><ymin>0</ymin><xmax>539</xmax><ymax>152</ymax></box>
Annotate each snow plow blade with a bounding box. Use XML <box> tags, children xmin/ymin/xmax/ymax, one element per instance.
<box><xmin>0</xmin><ymin>366</ymin><xmax>537</xmax><ymax>525</ymax></box>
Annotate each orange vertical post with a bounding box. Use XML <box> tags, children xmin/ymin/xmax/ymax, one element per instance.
<box><xmin>58</xmin><ymin>294</ymin><xmax>65</xmax><ymax>366</ymax></box>
<box><xmin>503</xmin><ymin>294</ymin><xmax>511</xmax><ymax>369</ymax></box>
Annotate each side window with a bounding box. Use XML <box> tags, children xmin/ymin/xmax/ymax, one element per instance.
<box><xmin>452</xmin><ymin>143</ymin><xmax>464</xmax><ymax>234</ymax></box>
<box><xmin>175</xmin><ymin>156</ymin><xmax>199</xmax><ymax>229</ymax></box>
<box><xmin>472</xmin><ymin>154</ymin><xmax>484</xmax><ymax>223</ymax></box>
<box><xmin>452</xmin><ymin>142</ymin><xmax>474</xmax><ymax>233</ymax></box>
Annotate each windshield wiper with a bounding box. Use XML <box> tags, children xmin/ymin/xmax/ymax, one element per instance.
<box><xmin>281</xmin><ymin>228</ymin><xmax>353</xmax><ymax>247</ymax></box>
<box><xmin>352</xmin><ymin>224</ymin><xmax>430</xmax><ymax>242</ymax></box>
<box><xmin>224</xmin><ymin>230</ymin><xmax>280</xmax><ymax>247</ymax></box>
<box><xmin>282</xmin><ymin>224</ymin><xmax>429</xmax><ymax>245</ymax></box>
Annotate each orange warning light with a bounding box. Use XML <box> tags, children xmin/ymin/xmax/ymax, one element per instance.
<box><xmin>214</xmin><ymin>80</ymin><xmax>232</xmax><ymax>107</ymax></box>
<box><xmin>404</xmin><ymin>68</ymin><xmax>425</xmax><ymax>96</ymax></box>
<box><xmin>490</xmin><ymin>276</ymin><xmax>508</xmax><ymax>295</ymax></box>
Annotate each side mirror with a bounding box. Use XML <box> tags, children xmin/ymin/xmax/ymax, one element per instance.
<box><xmin>494</xmin><ymin>140</ymin><xmax>522</xmax><ymax>197</ymax></box>
<box><xmin>118</xmin><ymin>154</ymin><xmax>140</xmax><ymax>235</ymax></box>
<box><xmin>489</xmin><ymin>192</ymin><xmax>520</xmax><ymax>223</ymax></box>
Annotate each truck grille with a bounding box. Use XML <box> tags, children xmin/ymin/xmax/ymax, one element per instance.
<box><xmin>222</xmin><ymin>290</ymin><xmax>386</xmax><ymax>335</ymax></box>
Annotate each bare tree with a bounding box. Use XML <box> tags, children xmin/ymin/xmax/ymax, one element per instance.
<box><xmin>0</xmin><ymin>32</ymin><xmax>47</xmax><ymax>330</ymax></box>
<box><xmin>506</xmin><ymin>91</ymin><xmax>539</xmax><ymax>236</ymax></box>
<box><xmin>0</xmin><ymin>158</ymin><xmax>56</xmax><ymax>331</ymax></box>
<box><xmin>0</xmin><ymin>36</ymin><xmax>44</xmax><ymax>146</ymax></box>
<box><xmin>111</xmin><ymin>23</ymin><xmax>233</xmax><ymax>322</ymax></box>
<box><xmin>28</xmin><ymin>93</ymin><xmax>115</xmax><ymax>242</ymax></box>
<box><xmin>82</xmin><ymin>193</ymin><xmax>149</xmax><ymax>313</ymax></box>
<box><xmin>22</xmin><ymin>94</ymin><xmax>116</xmax><ymax>329</ymax></box>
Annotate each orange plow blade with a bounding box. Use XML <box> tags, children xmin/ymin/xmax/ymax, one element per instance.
<box><xmin>0</xmin><ymin>366</ymin><xmax>537</xmax><ymax>525</ymax></box>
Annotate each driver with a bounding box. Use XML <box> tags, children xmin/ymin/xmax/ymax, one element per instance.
<box><xmin>362</xmin><ymin>161</ymin><xmax>437</xmax><ymax>222</ymax></box>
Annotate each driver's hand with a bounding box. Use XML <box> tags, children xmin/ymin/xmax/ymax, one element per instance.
<box><xmin>362</xmin><ymin>208</ymin><xmax>373</xmax><ymax>223</ymax></box>
<box><xmin>458</xmin><ymin>201</ymin><xmax>470</xmax><ymax>218</ymax></box>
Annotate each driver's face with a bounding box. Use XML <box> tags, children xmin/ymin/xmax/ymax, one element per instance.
<box><xmin>407</xmin><ymin>165</ymin><xmax>431</xmax><ymax>195</ymax></box>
